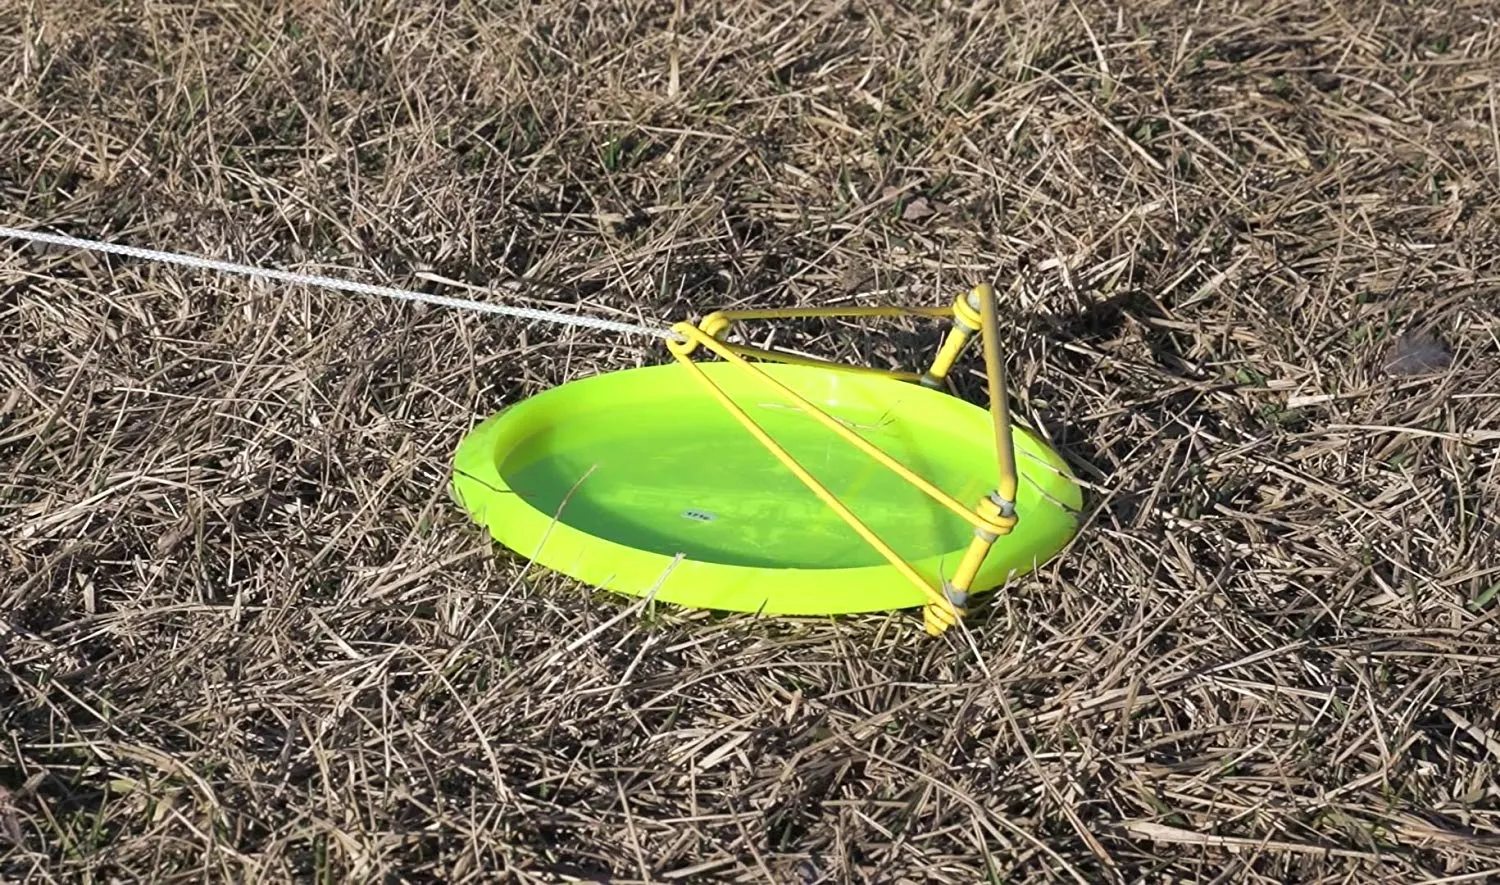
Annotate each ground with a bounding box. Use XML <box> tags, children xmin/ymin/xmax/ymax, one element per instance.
<box><xmin>2</xmin><ymin>0</ymin><xmax>1499</xmax><ymax>882</ymax></box>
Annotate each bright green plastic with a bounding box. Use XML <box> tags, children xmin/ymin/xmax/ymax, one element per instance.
<box><xmin>451</xmin><ymin>361</ymin><xmax>1083</xmax><ymax>616</ymax></box>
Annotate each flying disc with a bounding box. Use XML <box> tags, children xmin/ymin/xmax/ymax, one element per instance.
<box><xmin>450</xmin><ymin>361</ymin><xmax>1082</xmax><ymax>616</ymax></box>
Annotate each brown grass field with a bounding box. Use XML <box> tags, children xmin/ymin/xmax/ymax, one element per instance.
<box><xmin>3</xmin><ymin>0</ymin><xmax>1500</xmax><ymax>882</ymax></box>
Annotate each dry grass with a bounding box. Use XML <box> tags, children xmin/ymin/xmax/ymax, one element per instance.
<box><xmin>3</xmin><ymin>0</ymin><xmax>1500</xmax><ymax>881</ymax></box>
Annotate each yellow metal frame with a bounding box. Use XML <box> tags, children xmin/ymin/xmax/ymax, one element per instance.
<box><xmin>664</xmin><ymin>284</ymin><xmax>1022</xmax><ymax>636</ymax></box>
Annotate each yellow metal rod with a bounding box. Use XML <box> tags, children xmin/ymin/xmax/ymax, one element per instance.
<box><xmin>711</xmin><ymin>305</ymin><xmax>954</xmax><ymax>322</ymax></box>
<box><xmin>676</xmin><ymin>324</ymin><xmax>1008</xmax><ymax>535</ymax></box>
<box><xmin>923</xmin><ymin>601</ymin><xmax>963</xmax><ymax>635</ymax></box>
<box><xmin>921</xmin><ymin>324</ymin><xmax>974</xmax><ymax>386</ymax></box>
<box><xmin>947</xmin><ymin>495</ymin><xmax>1010</xmax><ymax>594</ymax></box>
<box><xmin>716</xmin><ymin>340</ymin><xmax>923</xmax><ymax>383</ymax></box>
<box><xmin>920</xmin><ymin>290</ymin><xmax>983</xmax><ymax>387</ymax></box>
<box><xmin>975</xmin><ymin>284</ymin><xmax>1019</xmax><ymax>506</ymax></box>
<box><xmin>667</xmin><ymin>345</ymin><xmax>959</xmax><ymax>620</ymax></box>
<box><xmin>950</xmin><ymin>536</ymin><xmax>992</xmax><ymax>593</ymax></box>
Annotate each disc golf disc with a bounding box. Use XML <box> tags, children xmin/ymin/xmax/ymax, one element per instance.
<box><xmin>451</xmin><ymin>361</ymin><xmax>1082</xmax><ymax>616</ymax></box>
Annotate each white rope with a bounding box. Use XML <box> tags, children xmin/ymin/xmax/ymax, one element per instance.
<box><xmin>0</xmin><ymin>224</ymin><xmax>682</xmax><ymax>341</ymax></box>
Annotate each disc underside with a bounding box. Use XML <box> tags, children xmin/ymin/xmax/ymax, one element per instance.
<box><xmin>451</xmin><ymin>361</ymin><xmax>1083</xmax><ymax>616</ymax></box>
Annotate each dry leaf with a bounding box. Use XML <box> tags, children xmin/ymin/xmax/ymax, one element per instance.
<box><xmin>1382</xmin><ymin>329</ymin><xmax>1452</xmax><ymax>376</ymax></box>
<box><xmin>901</xmin><ymin>196</ymin><xmax>935</xmax><ymax>221</ymax></box>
